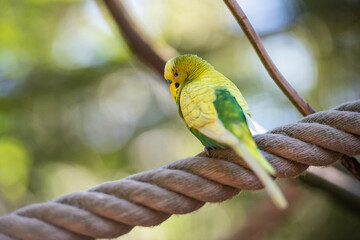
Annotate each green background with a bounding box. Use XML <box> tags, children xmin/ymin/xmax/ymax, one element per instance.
<box><xmin>0</xmin><ymin>0</ymin><xmax>359</xmax><ymax>239</ymax></box>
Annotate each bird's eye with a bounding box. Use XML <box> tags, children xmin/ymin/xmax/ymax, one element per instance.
<box><xmin>174</xmin><ymin>72</ymin><xmax>179</xmax><ymax>77</ymax></box>
<box><xmin>175</xmin><ymin>82</ymin><xmax>180</xmax><ymax>88</ymax></box>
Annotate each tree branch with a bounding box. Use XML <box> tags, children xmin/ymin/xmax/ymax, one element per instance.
<box><xmin>223</xmin><ymin>0</ymin><xmax>315</xmax><ymax>116</ymax></box>
<box><xmin>222</xmin><ymin>0</ymin><xmax>360</xmax><ymax>180</ymax></box>
<box><xmin>103</xmin><ymin>0</ymin><xmax>167</xmax><ymax>78</ymax></box>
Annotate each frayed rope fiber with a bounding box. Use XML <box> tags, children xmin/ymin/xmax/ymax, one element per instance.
<box><xmin>0</xmin><ymin>100</ymin><xmax>359</xmax><ymax>240</ymax></box>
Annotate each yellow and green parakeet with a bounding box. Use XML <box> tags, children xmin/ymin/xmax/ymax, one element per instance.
<box><xmin>164</xmin><ymin>54</ymin><xmax>287</xmax><ymax>209</ymax></box>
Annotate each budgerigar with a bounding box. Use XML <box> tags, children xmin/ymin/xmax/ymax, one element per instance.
<box><xmin>164</xmin><ymin>54</ymin><xmax>287</xmax><ymax>209</ymax></box>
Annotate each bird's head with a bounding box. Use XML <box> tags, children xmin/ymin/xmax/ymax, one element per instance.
<box><xmin>164</xmin><ymin>54</ymin><xmax>213</xmax><ymax>102</ymax></box>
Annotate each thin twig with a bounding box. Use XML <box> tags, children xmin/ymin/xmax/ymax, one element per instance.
<box><xmin>222</xmin><ymin>0</ymin><xmax>360</xmax><ymax>180</ymax></box>
<box><xmin>103</xmin><ymin>0</ymin><xmax>167</xmax><ymax>77</ymax></box>
<box><xmin>223</xmin><ymin>0</ymin><xmax>315</xmax><ymax>116</ymax></box>
<box><xmin>341</xmin><ymin>155</ymin><xmax>360</xmax><ymax>181</ymax></box>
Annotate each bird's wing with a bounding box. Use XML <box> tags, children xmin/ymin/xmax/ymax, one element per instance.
<box><xmin>180</xmin><ymin>84</ymin><xmax>250</xmax><ymax>147</ymax></box>
<box><xmin>180</xmin><ymin>71</ymin><xmax>249</xmax><ymax>127</ymax></box>
<box><xmin>213</xmin><ymin>73</ymin><xmax>260</xmax><ymax>134</ymax></box>
<box><xmin>179</xmin><ymin>82</ymin><xmax>231</xmax><ymax>149</ymax></box>
<box><xmin>206</xmin><ymin>88</ymin><xmax>253</xmax><ymax>143</ymax></box>
<box><xmin>226</xmin><ymin>83</ymin><xmax>267</xmax><ymax>135</ymax></box>
<box><xmin>224</xmin><ymin>79</ymin><xmax>251</xmax><ymax>117</ymax></box>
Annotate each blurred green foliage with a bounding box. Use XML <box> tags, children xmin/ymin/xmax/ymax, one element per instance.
<box><xmin>0</xmin><ymin>0</ymin><xmax>359</xmax><ymax>239</ymax></box>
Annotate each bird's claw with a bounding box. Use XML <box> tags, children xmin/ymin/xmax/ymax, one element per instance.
<box><xmin>204</xmin><ymin>146</ymin><xmax>212</xmax><ymax>157</ymax></box>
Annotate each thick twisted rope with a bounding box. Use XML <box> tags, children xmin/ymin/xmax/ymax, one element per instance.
<box><xmin>0</xmin><ymin>100</ymin><xmax>359</xmax><ymax>240</ymax></box>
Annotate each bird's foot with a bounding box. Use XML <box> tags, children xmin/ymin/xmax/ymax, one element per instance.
<box><xmin>204</xmin><ymin>146</ymin><xmax>212</xmax><ymax>157</ymax></box>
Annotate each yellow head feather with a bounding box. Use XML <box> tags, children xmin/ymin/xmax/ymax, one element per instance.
<box><xmin>164</xmin><ymin>54</ymin><xmax>213</xmax><ymax>102</ymax></box>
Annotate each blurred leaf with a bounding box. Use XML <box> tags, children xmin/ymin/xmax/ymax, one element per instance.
<box><xmin>0</xmin><ymin>137</ymin><xmax>30</xmax><ymax>201</ymax></box>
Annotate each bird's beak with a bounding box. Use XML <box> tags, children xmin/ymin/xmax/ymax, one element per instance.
<box><xmin>169</xmin><ymin>82</ymin><xmax>178</xmax><ymax>101</ymax></box>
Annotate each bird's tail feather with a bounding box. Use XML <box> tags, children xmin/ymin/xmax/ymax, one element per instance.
<box><xmin>232</xmin><ymin>143</ymin><xmax>288</xmax><ymax>209</ymax></box>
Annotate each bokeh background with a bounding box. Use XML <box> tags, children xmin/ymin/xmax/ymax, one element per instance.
<box><xmin>0</xmin><ymin>0</ymin><xmax>359</xmax><ymax>239</ymax></box>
